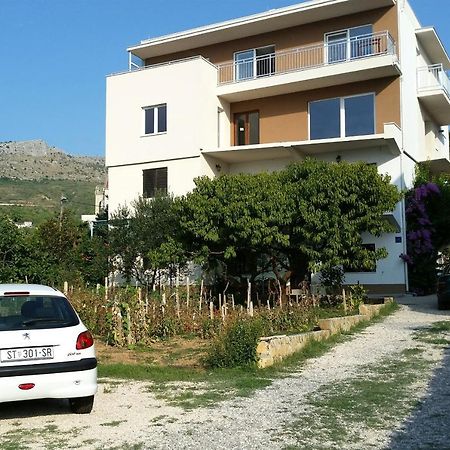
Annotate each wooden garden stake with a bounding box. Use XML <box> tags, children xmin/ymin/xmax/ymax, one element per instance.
<box><xmin>231</xmin><ymin>294</ymin><xmax>235</xmax><ymax>310</ymax></box>
<box><xmin>104</xmin><ymin>277</ymin><xmax>108</xmax><ymax>301</ymax></box>
<box><xmin>175</xmin><ymin>271</ymin><xmax>180</xmax><ymax>318</ymax></box>
<box><xmin>186</xmin><ymin>276</ymin><xmax>190</xmax><ymax>308</ymax></box>
<box><xmin>342</xmin><ymin>288</ymin><xmax>347</xmax><ymax>313</ymax></box>
<box><xmin>209</xmin><ymin>301</ymin><xmax>214</xmax><ymax>320</ymax></box>
<box><xmin>199</xmin><ymin>279</ymin><xmax>204</xmax><ymax>312</ymax></box>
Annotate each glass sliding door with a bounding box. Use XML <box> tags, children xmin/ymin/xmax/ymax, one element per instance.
<box><xmin>350</xmin><ymin>25</ymin><xmax>374</xmax><ymax>59</ymax></box>
<box><xmin>234</xmin><ymin>45</ymin><xmax>275</xmax><ymax>81</ymax></box>
<box><xmin>234</xmin><ymin>50</ymin><xmax>255</xmax><ymax>81</ymax></box>
<box><xmin>256</xmin><ymin>45</ymin><xmax>275</xmax><ymax>77</ymax></box>
<box><xmin>326</xmin><ymin>31</ymin><xmax>348</xmax><ymax>63</ymax></box>
<box><xmin>326</xmin><ymin>25</ymin><xmax>373</xmax><ymax>63</ymax></box>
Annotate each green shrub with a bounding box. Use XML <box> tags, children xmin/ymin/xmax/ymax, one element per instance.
<box><xmin>151</xmin><ymin>316</ymin><xmax>181</xmax><ymax>339</ymax></box>
<box><xmin>200</xmin><ymin>317</ymin><xmax>222</xmax><ymax>339</ymax></box>
<box><xmin>206</xmin><ymin>318</ymin><xmax>264</xmax><ymax>368</ymax></box>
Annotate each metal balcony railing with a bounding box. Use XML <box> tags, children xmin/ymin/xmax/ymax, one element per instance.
<box><xmin>417</xmin><ymin>64</ymin><xmax>450</xmax><ymax>97</ymax></box>
<box><xmin>217</xmin><ymin>31</ymin><xmax>396</xmax><ymax>85</ymax></box>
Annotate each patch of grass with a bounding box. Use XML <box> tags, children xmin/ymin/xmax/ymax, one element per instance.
<box><xmin>413</xmin><ymin>320</ymin><xmax>450</xmax><ymax>346</ymax></box>
<box><xmin>100</xmin><ymin>420</ymin><xmax>126</xmax><ymax>427</ymax></box>
<box><xmin>95</xmin><ymin>443</ymin><xmax>144</xmax><ymax>450</ymax></box>
<box><xmin>283</xmin><ymin>345</ymin><xmax>433</xmax><ymax>449</ymax></box>
<box><xmin>0</xmin><ymin>425</ymin><xmax>73</xmax><ymax>450</ymax></box>
<box><xmin>428</xmin><ymin>321</ymin><xmax>450</xmax><ymax>333</ymax></box>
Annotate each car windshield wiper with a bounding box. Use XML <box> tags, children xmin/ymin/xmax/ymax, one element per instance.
<box><xmin>22</xmin><ymin>318</ymin><xmax>68</xmax><ymax>326</ymax></box>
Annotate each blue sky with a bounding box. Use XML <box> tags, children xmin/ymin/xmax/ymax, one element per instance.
<box><xmin>0</xmin><ymin>0</ymin><xmax>448</xmax><ymax>157</ymax></box>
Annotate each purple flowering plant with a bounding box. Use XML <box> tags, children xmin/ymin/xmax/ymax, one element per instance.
<box><xmin>400</xmin><ymin>182</ymin><xmax>440</xmax><ymax>265</ymax></box>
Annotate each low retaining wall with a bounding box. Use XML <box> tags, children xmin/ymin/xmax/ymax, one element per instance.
<box><xmin>257</xmin><ymin>301</ymin><xmax>391</xmax><ymax>368</ymax></box>
<box><xmin>257</xmin><ymin>330</ymin><xmax>331</xmax><ymax>369</ymax></box>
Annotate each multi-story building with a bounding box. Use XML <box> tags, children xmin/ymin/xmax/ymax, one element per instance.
<box><xmin>105</xmin><ymin>0</ymin><xmax>450</xmax><ymax>294</ymax></box>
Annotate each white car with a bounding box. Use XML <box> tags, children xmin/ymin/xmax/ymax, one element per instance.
<box><xmin>0</xmin><ymin>284</ymin><xmax>97</xmax><ymax>413</ymax></box>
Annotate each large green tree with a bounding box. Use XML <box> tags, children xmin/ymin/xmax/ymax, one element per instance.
<box><xmin>179</xmin><ymin>159</ymin><xmax>401</xmax><ymax>291</ymax></box>
<box><xmin>178</xmin><ymin>171</ymin><xmax>289</xmax><ymax>289</ymax></box>
<box><xmin>280</xmin><ymin>160</ymin><xmax>401</xmax><ymax>285</ymax></box>
<box><xmin>109</xmin><ymin>195</ymin><xmax>185</xmax><ymax>287</ymax></box>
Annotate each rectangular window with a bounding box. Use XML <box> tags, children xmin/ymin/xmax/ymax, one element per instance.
<box><xmin>143</xmin><ymin>104</ymin><xmax>167</xmax><ymax>135</ymax></box>
<box><xmin>143</xmin><ymin>167</ymin><xmax>168</xmax><ymax>198</ymax></box>
<box><xmin>344</xmin><ymin>95</ymin><xmax>375</xmax><ymax>137</ymax></box>
<box><xmin>326</xmin><ymin>25</ymin><xmax>373</xmax><ymax>63</ymax></box>
<box><xmin>309</xmin><ymin>93</ymin><xmax>375</xmax><ymax>140</ymax></box>
<box><xmin>309</xmin><ymin>98</ymin><xmax>341</xmax><ymax>140</ymax></box>
<box><xmin>234</xmin><ymin>45</ymin><xmax>275</xmax><ymax>81</ymax></box>
<box><xmin>234</xmin><ymin>111</ymin><xmax>260</xmax><ymax>146</ymax></box>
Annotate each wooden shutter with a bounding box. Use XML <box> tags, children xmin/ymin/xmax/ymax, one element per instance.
<box><xmin>143</xmin><ymin>167</ymin><xmax>168</xmax><ymax>198</ymax></box>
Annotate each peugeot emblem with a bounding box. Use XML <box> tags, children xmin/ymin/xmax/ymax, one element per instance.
<box><xmin>23</xmin><ymin>333</ymin><xmax>31</xmax><ymax>340</ymax></box>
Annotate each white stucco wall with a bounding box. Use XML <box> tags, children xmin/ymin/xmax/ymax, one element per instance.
<box><xmin>105</xmin><ymin>57</ymin><xmax>220</xmax><ymax>168</ymax></box>
<box><xmin>108</xmin><ymin>157</ymin><xmax>203</xmax><ymax>214</ymax></box>
<box><xmin>399</xmin><ymin>1</ymin><xmax>449</xmax><ymax>173</ymax></box>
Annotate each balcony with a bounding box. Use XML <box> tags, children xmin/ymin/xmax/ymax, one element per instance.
<box><xmin>203</xmin><ymin>123</ymin><xmax>402</xmax><ymax>165</ymax></box>
<box><xmin>216</xmin><ymin>31</ymin><xmax>400</xmax><ymax>102</ymax></box>
<box><xmin>417</xmin><ymin>64</ymin><xmax>450</xmax><ymax>125</ymax></box>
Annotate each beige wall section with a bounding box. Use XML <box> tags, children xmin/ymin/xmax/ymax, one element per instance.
<box><xmin>145</xmin><ymin>6</ymin><xmax>398</xmax><ymax>66</ymax></box>
<box><xmin>229</xmin><ymin>77</ymin><xmax>401</xmax><ymax>144</ymax></box>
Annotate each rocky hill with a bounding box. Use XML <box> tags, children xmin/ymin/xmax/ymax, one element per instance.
<box><xmin>0</xmin><ymin>140</ymin><xmax>105</xmax><ymax>182</ymax></box>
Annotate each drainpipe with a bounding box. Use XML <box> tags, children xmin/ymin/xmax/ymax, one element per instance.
<box><xmin>397</xmin><ymin>0</ymin><xmax>409</xmax><ymax>293</ymax></box>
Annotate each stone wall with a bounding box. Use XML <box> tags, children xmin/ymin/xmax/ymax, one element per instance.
<box><xmin>257</xmin><ymin>300</ymin><xmax>392</xmax><ymax>368</ymax></box>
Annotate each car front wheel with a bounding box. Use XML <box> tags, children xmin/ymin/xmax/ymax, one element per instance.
<box><xmin>69</xmin><ymin>395</ymin><xmax>94</xmax><ymax>414</ymax></box>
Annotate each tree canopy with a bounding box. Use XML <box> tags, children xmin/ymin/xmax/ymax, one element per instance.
<box><xmin>179</xmin><ymin>159</ymin><xmax>401</xmax><ymax>290</ymax></box>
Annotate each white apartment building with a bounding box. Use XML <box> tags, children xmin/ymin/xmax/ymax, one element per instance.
<box><xmin>105</xmin><ymin>0</ymin><xmax>450</xmax><ymax>294</ymax></box>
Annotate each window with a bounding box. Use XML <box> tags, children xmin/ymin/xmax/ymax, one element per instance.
<box><xmin>234</xmin><ymin>111</ymin><xmax>260</xmax><ymax>146</ymax></box>
<box><xmin>309</xmin><ymin>93</ymin><xmax>375</xmax><ymax>140</ymax></box>
<box><xmin>326</xmin><ymin>25</ymin><xmax>373</xmax><ymax>63</ymax></box>
<box><xmin>345</xmin><ymin>244</ymin><xmax>377</xmax><ymax>273</ymax></box>
<box><xmin>143</xmin><ymin>104</ymin><xmax>167</xmax><ymax>135</ymax></box>
<box><xmin>143</xmin><ymin>167</ymin><xmax>168</xmax><ymax>198</ymax></box>
<box><xmin>234</xmin><ymin>45</ymin><xmax>275</xmax><ymax>81</ymax></box>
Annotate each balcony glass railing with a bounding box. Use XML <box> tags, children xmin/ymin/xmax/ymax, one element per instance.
<box><xmin>417</xmin><ymin>64</ymin><xmax>450</xmax><ymax>97</ymax></box>
<box><xmin>217</xmin><ymin>31</ymin><xmax>396</xmax><ymax>85</ymax></box>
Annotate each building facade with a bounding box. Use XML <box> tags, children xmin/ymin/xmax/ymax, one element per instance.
<box><xmin>105</xmin><ymin>0</ymin><xmax>450</xmax><ymax>294</ymax></box>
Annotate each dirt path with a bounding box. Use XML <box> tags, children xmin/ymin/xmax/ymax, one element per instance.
<box><xmin>1</xmin><ymin>295</ymin><xmax>449</xmax><ymax>450</ymax></box>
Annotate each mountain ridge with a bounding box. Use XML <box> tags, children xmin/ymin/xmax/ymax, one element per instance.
<box><xmin>0</xmin><ymin>140</ymin><xmax>105</xmax><ymax>183</ymax></box>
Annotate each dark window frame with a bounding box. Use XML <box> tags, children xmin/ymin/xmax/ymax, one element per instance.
<box><xmin>143</xmin><ymin>167</ymin><xmax>168</xmax><ymax>199</ymax></box>
<box><xmin>309</xmin><ymin>93</ymin><xmax>375</xmax><ymax>140</ymax></box>
<box><xmin>143</xmin><ymin>104</ymin><xmax>167</xmax><ymax>135</ymax></box>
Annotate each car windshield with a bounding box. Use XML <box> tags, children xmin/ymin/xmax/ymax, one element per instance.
<box><xmin>0</xmin><ymin>295</ymin><xmax>79</xmax><ymax>331</ymax></box>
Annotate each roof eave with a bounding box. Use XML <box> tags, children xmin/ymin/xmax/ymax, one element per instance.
<box><xmin>128</xmin><ymin>0</ymin><xmax>396</xmax><ymax>60</ymax></box>
<box><xmin>416</xmin><ymin>27</ymin><xmax>450</xmax><ymax>70</ymax></box>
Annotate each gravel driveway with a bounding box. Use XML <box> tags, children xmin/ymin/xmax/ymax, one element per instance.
<box><xmin>1</xmin><ymin>295</ymin><xmax>449</xmax><ymax>450</ymax></box>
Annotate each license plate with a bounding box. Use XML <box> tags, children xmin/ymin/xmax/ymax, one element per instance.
<box><xmin>0</xmin><ymin>347</ymin><xmax>54</xmax><ymax>362</ymax></box>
